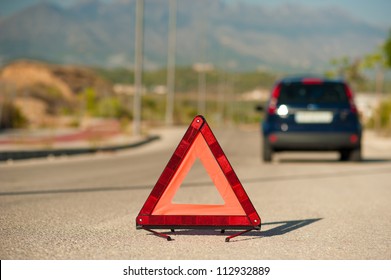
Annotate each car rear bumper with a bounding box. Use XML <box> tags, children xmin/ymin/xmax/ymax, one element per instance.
<box><xmin>266</xmin><ymin>132</ymin><xmax>361</xmax><ymax>151</ymax></box>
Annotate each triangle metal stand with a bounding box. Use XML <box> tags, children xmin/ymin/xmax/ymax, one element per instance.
<box><xmin>143</xmin><ymin>227</ymin><xmax>259</xmax><ymax>242</ymax></box>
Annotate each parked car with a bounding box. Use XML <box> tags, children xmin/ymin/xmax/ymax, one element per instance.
<box><xmin>258</xmin><ymin>76</ymin><xmax>362</xmax><ymax>162</ymax></box>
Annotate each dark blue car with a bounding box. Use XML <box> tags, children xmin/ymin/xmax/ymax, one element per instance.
<box><xmin>259</xmin><ymin>76</ymin><xmax>362</xmax><ymax>162</ymax></box>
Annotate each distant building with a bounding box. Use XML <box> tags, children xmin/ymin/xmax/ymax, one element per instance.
<box><xmin>113</xmin><ymin>84</ymin><xmax>136</xmax><ymax>95</ymax></box>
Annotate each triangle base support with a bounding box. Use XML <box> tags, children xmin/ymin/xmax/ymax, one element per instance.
<box><xmin>144</xmin><ymin>228</ymin><xmax>173</xmax><ymax>241</ymax></box>
<box><xmin>225</xmin><ymin>229</ymin><xmax>253</xmax><ymax>242</ymax></box>
<box><xmin>139</xmin><ymin>226</ymin><xmax>260</xmax><ymax>242</ymax></box>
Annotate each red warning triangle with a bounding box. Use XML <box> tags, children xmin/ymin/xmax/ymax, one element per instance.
<box><xmin>136</xmin><ymin>115</ymin><xmax>261</xmax><ymax>241</ymax></box>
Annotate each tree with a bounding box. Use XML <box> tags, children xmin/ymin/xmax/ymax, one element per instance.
<box><xmin>384</xmin><ymin>30</ymin><xmax>391</xmax><ymax>68</ymax></box>
<box><xmin>328</xmin><ymin>56</ymin><xmax>365</xmax><ymax>87</ymax></box>
<box><xmin>361</xmin><ymin>49</ymin><xmax>386</xmax><ymax>92</ymax></box>
<box><xmin>361</xmin><ymin>38</ymin><xmax>390</xmax><ymax>133</ymax></box>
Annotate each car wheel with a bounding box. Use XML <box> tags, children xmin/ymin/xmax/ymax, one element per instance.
<box><xmin>263</xmin><ymin>138</ymin><xmax>273</xmax><ymax>162</ymax></box>
<box><xmin>348</xmin><ymin>148</ymin><xmax>362</xmax><ymax>162</ymax></box>
<box><xmin>339</xmin><ymin>148</ymin><xmax>361</xmax><ymax>162</ymax></box>
<box><xmin>339</xmin><ymin>149</ymin><xmax>349</xmax><ymax>161</ymax></box>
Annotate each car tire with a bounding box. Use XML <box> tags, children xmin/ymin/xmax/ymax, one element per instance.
<box><xmin>263</xmin><ymin>138</ymin><xmax>273</xmax><ymax>162</ymax></box>
<box><xmin>348</xmin><ymin>148</ymin><xmax>362</xmax><ymax>162</ymax></box>
<box><xmin>339</xmin><ymin>149</ymin><xmax>350</xmax><ymax>161</ymax></box>
<box><xmin>339</xmin><ymin>148</ymin><xmax>361</xmax><ymax>162</ymax></box>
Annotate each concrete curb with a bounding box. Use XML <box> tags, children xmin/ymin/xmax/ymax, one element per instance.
<box><xmin>0</xmin><ymin>135</ymin><xmax>160</xmax><ymax>161</ymax></box>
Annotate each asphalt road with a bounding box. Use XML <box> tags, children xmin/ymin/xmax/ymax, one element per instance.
<box><xmin>1</xmin><ymin>125</ymin><xmax>391</xmax><ymax>259</ymax></box>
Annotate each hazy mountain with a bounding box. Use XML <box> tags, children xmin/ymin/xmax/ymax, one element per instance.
<box><xmin>0</xmin><ymin>0</ymin><xmax>387</xmax><ymax>71</ymax></box>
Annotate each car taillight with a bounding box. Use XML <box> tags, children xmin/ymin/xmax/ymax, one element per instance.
<box><xmin>344</xmin><ymin>84</ymin><xmax>358</xmax><ymax>114</ymax></box>
<box><xmin>350</xmin><ymin>134</ymin><xmax>359</xmax><ymax>144</ymax></box>
<box><xmin>268</xmin><ymin>84</ymin><xmax>281</xmax><ymax>115</ymax></box>
<box><xmin>302</xmin><ymin>78</ymin><xmax>323</xmax><ymax>85</ymax></box>
<box><xmin>268</xmin><ymin>134</ymin><xmax>278</xmax><ymax>143</ymax></box>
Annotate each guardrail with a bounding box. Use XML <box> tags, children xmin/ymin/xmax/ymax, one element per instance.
<box><xmin>0</xmin><ymin>135</ymin><xmax>160</xmax><ymax>161</ymax></box>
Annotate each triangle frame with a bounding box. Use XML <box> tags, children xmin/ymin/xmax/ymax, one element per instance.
<box><xmin>136</xmin><ymin>115</ymin><xmax>261</xmax><ymax>241</ymax></box>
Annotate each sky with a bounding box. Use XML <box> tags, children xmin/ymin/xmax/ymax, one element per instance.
<box><xmin>1</xmin><ymin>0</ymin><xmax>390</xmax><ymax>27</ymax></box>
<box><xmin>242</xmin><ymin>0</ymin><xmax>391</xmax><ymax>27</ymax></box>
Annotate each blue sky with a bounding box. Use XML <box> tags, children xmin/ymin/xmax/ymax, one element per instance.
<box><xmin>1</xmin><ymin>0</ymin><xmax>391</xmax><ymax>27</ymax></box>
<box><xmin>242</xmin><ymin>0</ymin><xmax>391</xmax><ymax>27</ymax></box>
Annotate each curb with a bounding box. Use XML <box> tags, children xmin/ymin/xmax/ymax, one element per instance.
<box><xmin>0</xmin><ymin>135</ymin><xmax>160</xmax><ymax>162</ymax></box>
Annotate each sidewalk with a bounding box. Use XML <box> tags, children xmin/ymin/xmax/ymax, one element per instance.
<box><xmin>0</xmin><ymin>120</ymin><xmax>159</xmax><ymax>161</ymax></box>
<box><xmin>363</xmin><ymin>130</ymin><xmax>391</xmax><ymax>157</ymax></box>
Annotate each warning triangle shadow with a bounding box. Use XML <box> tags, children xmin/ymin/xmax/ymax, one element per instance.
<box><xmin>261</xmin><ymin>218</ymin><xmax>323</xmax><ymax>237</ymax></box>
<box><xmin>144</xmin><ymin>218</ymin><xmax>322</xmax><ymax>242</ymax></box>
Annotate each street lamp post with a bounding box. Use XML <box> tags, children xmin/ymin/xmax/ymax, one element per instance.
<box><xmin>165</xmin><ymin>0</ymin><xmax>177</xmax><ymax>126</ymax></box>
<box><xmin>193</xmin><ymin>63</ymin><xmax>213</xmax><ymax>116</ymax></box>
<box><xmin>133</xmin><ymin>0</ymin><xmax>144</xmax><ymax>136</ymax></box>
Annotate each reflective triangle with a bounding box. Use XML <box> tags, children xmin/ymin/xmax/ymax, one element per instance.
<box><xmin>136</xmin><ymin>115</ymin><xmax>261</xmax><ymax>229</ymax></box>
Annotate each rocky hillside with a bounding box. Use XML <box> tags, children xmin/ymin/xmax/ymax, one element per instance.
<box><xmin>0</xmin><ymin>60</ymin><xmax>113</xmax><ymax>128</ymax></box>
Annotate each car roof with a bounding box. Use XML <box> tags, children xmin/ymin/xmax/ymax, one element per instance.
<box><xmin>277</xmin><ymin>76</ymin><xmax>345</xmax><ymax>84</ymax></box>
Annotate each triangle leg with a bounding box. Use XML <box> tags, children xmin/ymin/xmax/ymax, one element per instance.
<box><xmin>225</xmin><ymin>229</ymin><xmax>254</xmax><ymax>242</ymax></box>
<box><xmin>144</xmin><ymin>228</ymin><xmax>172</xmax><ymax>241</ymax></box>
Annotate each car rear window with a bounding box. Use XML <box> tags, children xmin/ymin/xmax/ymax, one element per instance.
<box><xmin>278</xmin><ymin>82</ymin><xmax>348</xmax><ymax>105</ymax></box>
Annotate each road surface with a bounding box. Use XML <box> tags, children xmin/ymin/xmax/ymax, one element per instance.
<box><xmin>1</xmin><ymin>125</ymin><xmax>391</xmax><ymax>259</ymax></box>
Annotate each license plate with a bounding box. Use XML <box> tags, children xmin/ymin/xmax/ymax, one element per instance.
<box><xmin>295</xmin><ymin>111</ymin><xmax>333</xmax><ymax>123</ymax></box>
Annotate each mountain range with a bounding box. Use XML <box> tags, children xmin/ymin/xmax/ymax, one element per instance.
<box><xmin>0</xmin><ymin>0</ymin><xmax>388</xmax><ymax>71</ymax></box>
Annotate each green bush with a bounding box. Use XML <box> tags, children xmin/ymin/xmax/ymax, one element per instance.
<box><xmin>97</xmin><ymin>97</ymin><xmax>130</xmax><ymax>119</ymax></box>
<box><xmin>368</xmin><ymin>97</ymin><xmax>391</xmax><ymax>134</ymax></box>
<box><xmin>83</xmin><ymin>87</ymin><xmax>97</xmax><ymax>116</ymax></box>
<box><xmin>78</xmin><ymin>87</ymin><xmax>131</xmax><ymax>119</ymax></box>
<box><xmin>378</xmin><ymin>98</ymin><xmax>391</xmax><ymax>131</ymax></box>
<box><xmin>0</xmin><ymin>102</ymin><xmax>28</xmax><ymax>129</ymax></box>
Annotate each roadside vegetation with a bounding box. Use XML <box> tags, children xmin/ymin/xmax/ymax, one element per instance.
<box><xmin>0</xmin><ymin>102</ymin><xmax>27</xmax><ymax>129</ymax></box>
<box><xmin>325</xmin><ymin>30</ymin><xmax>391</xmax><ymax>134</ymax></box>
<box><xmin>1</xmin><ymin>32</ymin><xmax>391</xmax><ymax>133</ymax></box>
<box><xmin>366</xmin><ymin>97</ymin><xmax>391</xmax><ymax>135</ymax></box>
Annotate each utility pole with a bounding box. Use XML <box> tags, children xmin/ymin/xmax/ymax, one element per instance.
<box><xmin>165</xmin><ymin>0</ymin><xmax>177</xmax><ymax>126</ymax></box>
<box><xmin>195</xmin><ymin>9</ymin><xmax>209</xmax><ymax>117</ymax></box>
<box><xmin>193</xmin><ymin>63</ymin><xmax>213</xmax><ymax>116</ymax></box>
<box><xmin>198</xmin><ymin>66</ymin><xmax>207</xmax><ymax>115</ymax></box>
<box><xmin>133</xmin><ymin>0</ymin><xmax>144</xmax><ymax>136</ymax></box>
